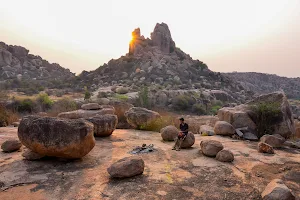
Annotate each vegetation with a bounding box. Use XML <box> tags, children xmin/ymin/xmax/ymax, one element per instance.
<box><xmin>192</xmin><ymin>104</ymin><xmax>207</xmax><ymax>115</ymax></box>
<box><xmin>172</xmin><ymin>95</ymin><xmax>195</xmax><ymax>111</ymax></box>
<box><xmin>115</xmin><ymin>94</ymin><xmax>129</xmax><ymax>101</ymax></box>
<box><xmin>0</xmin><ymin>104</ymin><xmax>18</xmax><ymax>126</ymax></box>
<box><xmin>37</xmin><ymin>93</ymin><xmax>54</xmax><ymax>111</ymax></box>
<box><xmin>84</xmin><ymin>86</ymin><xmax>91</xmax><ymax>100</ymax></box>
<box><xmin>138</xmin><ymin>116</ymin><xmax>176</xmax><ymax>132</ymax></box>
<box><xmin>136</xmin><ymin>86</ymin><xmax>150</xmax><ymax>108</ymax></box>
<box><xmin>49</xmin><ymin>97</ymin><xmax>77</xmax><ymax>116</ymax></box>
<box><xmin>250</xmin><ymin>102</ymin><xmax>282</xmax><ymax>138</ymax></box>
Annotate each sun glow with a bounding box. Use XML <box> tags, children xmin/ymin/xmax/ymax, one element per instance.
<box><xmin>0</xmin><ymin>0</ymin><xmax>299</xmax><ymax>77</ymax></box>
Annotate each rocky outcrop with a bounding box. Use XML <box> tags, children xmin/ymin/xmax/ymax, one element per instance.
<box><xmin>18</xmin><ymin>116</ymin><xmax>95</xmax><ymax>159</ymax></box>
<box><xmin>151</xmin><ymin>23</ymin><xmax>175</xmax><ymax>54</ymax></box>
<box><xmin>214</xmin><ymin>121</ymin><xmax>235</xmax><ymax>136</ymax></box>
<box><xmin>1</xmin><ymin>139</ymin><xmax>22</xmax><ymax>152</ymax></box>
<box><xmin>58</xmin><ymin>108</ymin><xmax>114</xmax><ymax>119</ymax></box>
<box><xmin>160</xmin><ymin>125</ymin><xmax>178</xmax><ymax>141</ymax></box>
<box><xmin>107</xmin><ymin>157</ymin><xmax>145</xmax><ymax>178</ymax></box>
<box><xmin>200</xmin><ymin>140</ymin><xmax>224</xmax><ymax>157</ymax></box>
<box><xmin>86</xmin><ymin>114</ymin><xmax>118</xmax><ymax>137</ymax></box>
<box><xmin>0</xmin><ymin>42</ymin><xmax>74</xmax><ymax>87</ymax></box>
<box><xmin>125</xmin><ymin>107</ymin><xmax>161</xmax><ymax>129</ymax></box>
<box><xmin>218</xmin><ymin>92</ymin><xmax>295</xmax><ymax>139</ymax></box>
<box><xmin>261</xmin><ymin>179</ymin><xmax>295</xmax><ymax>200</ymax></box>
<box><xmin>216</xmin><ymin>149</ymin><xmax>234</xmax><ymax>162</ymax></box>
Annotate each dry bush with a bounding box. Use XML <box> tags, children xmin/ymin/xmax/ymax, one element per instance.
<box><xmin>139</xmin><ymin>116</ymin><xmax>177</xmax><ymax>132</ymax></box>
<box><xmin>48</xmin><ymin>97</ymin><xmax>78</xmax><ymax>117</ymax></box>
<box><xmin>0</xmin><ymin>104</ymin><xmax>19</xmax><ymax>126</ymax></box>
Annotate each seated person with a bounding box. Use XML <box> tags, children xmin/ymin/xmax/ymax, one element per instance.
<box><xmin>172</xmin><ymin>118</ymin><xmax>189</xmax><ymax>151</ymax></box>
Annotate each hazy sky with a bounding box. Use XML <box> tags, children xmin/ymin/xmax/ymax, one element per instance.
<box><xmin>1</xmin><ymin>0</ymin><xmax>300</xmax><ymax>77</ymax></box>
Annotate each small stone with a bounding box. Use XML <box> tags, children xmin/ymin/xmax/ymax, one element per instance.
<box><xmin>216</xmin><ymin>149</ymin><xmax>234</xmax><ymax>162</ymax></box>
<box><xmin>258</xmin><ymin>142</ymin><xmax>274</xmax><ymax>154</ymax></box>
<box><xmin>1</xmin><ymin>139</ymin><xmax>22</xmax><ymax>152</ymax></box>
<box><xmin>107</xmin><ymin>157</ymin><xmax>144</xmax><ymax>178</ymax></box>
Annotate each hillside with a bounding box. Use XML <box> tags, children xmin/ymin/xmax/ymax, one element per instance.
<box><xmin>0</xmin><ymin>41</ymin><xmax>75</xmax><ymax>92</ymax></box>
<box><xmin>224</xmin><ymin>72</ymin><xmax>300</xmax><ymax>99</ymax></box>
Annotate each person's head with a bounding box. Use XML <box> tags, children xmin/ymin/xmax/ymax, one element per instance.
<box><xmin>179</xmin><ymin>118</ymin><xmax>184</xmax><ymax>124</ymax></box>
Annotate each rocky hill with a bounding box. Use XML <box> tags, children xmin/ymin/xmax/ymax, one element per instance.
<box><xmin>0</xmin><ymin>41</ymin><xmax>75</xmax><ymax>90</ymax></box>
<box><xmin>77</xmin><ymin>23</ymin><xmax>249</xmax><ymax>104</ymax></box>
<box><xmin>224</xmin><ymin>72</ymin><xmax>300</xmax><ymax>99</ymax></box>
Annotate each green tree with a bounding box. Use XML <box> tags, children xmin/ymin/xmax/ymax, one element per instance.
<box><xmin>84</xmin><ymin>86</ymin><xmax>91</xmax><ymax>100</ymax></box>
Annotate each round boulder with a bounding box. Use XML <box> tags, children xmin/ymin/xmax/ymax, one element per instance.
<box><xmin>216</xmin><ymin>149</ymin><xmax>234</xmax><ymax>162</ymax></box>
<box><xmin>200</xmin><ymin>140</ymin><xmax>224</xmax><ymax>157</ymax></box>
<box><xmin>181</xmin><ymin>132</ymin><xmax>195</xmax><ymax>148</ymax></box>
<box><xmin>1</xmin><ymin>139</ymin><xmax>22</xmax><ymax>152</ymax></box>
<box><xmin>258</xmin><ymin>142</ymin><xmax>274</xmax><ymax>154</ymax></box>
<box><xmin>81</xmin><ymin>103</ymin><xmax>101</xmax><ymax>110</ymax></box>
<box><xmin>160</xmin><ymin>125</ymin><xmax>178</xmax><ymax>141</ymax></box>
<box><xmin>260</xmin><ymin>134</ymin><xmax>286</xmax><ymax>148</ymax></box>
<box><xmin>18</xmin><ymin>116</ymin><xmax>95</xmax><ymax>159</ymax></box>
<box><xmin>86</xmin><ymin>114</ymin><xmax>118</xmax><ymax>137</ymax></box>
<box><xmin>124</xmin><ymin>107</ymin><xmax>161</xmax><ymax>129</ymax></box>
<box><xmin>107</xmin><ymin>156</ymin><xmax>144</xmax><ymax>178</ymax></box>
<box><xmin>214</xmin><ymin>121</ymin><xmax>235</xmax><ymax>136</ymax></box>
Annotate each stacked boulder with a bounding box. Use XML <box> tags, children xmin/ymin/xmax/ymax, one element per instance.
<box><xmin>58</xmin><ymin>103</ymin><xmax>118</xmax><ymax>137</ymax></box>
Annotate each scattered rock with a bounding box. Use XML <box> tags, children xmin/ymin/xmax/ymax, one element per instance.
<box><xmin>81</xmin><ymin>103</ymin><xmax>101</xmax><ymax>110</ymax></box>
<box><xmin>261</xmin><ymin>179</ymin><xmax>295</xmax><ymax>200</ymax></box>
<box><xmin>18</xmin><ymin>116</ymin><xmax>95</xmax><ymax>159</ymax></box>
<box><xmin>260</xmin><ymin>134</ymin><xmax>286</xmax><ymax>148</ymax></box>
<box><xmin>200</xmin><ymin>125</ymin><xmax>214</xmax><ymax>136</ymax></box>
<box><xmin>86</xmin><ymin>114</ymin><xmax>118</xmax><ymax>137</ymax></box>
<box><xmin>216</xmin><ymin>149</ymin><xmax>234</xmax><ymax>162</ymax></box>
<box><xmin>22</xmin><ymin>150</ymin><xmax>45</xmax><ymax>160</ymax></box>
<box><xmin>181</xmin><ymin>132</ymin><xmax>195</xmax><ymax>148</ymax></box>
<box><xmin>125</xmin><ymin>107</ymin><xmax>161</xmax><ymax>129</ymax></box>
<box><xmin>214</xmin><ymin>121</ymin><xmax>235</xmax><ymax>136</ymax></box>
<box><xmin>1</xmin><ymin>139</ymin><xmax>22</xmax><ymax>152</ymax></box>
<box><xmin>200</xmin><ymin>140</ymin><xmax>224</xmax><ymax>157</ymax></box>
<box><xmin>160</xmin><ymin>125</ymin><xmax>178</xmax><ymax>141</ymax></box>
<box><xmin>107</xmin><ymin>157</ymin><xmax>145</xmax><ymax>178</ymax></box>
<box><xmin>58</xmin><ymin>108</ymin><xmax>114</xmax><ymax>119</ymax></box>
<box><xmin>258</xmin><ymin>142</ymin><xmax>274</xmax><ymax>154</ymax></box>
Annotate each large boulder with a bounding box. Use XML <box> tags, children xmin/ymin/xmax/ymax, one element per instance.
<box><xmin>200</xmin><ymin>140</ymin><xmax>224</xmax><ymax>157</ymax></box>
<box><xmin>86</xmin><ymin>114</ymin><xmax>118</xmax><ymax>137</ymax></box>
<box><xmin>107</xmin><ymin>157</ymin><xmax>145</xmax><ymax>178</ymax></box>
<box><xmin>216</xmin><ymin>149</ymin><xmax>234</xmax><ymax>162</ymax></box>
<box><xmin>124</xmin><ymin>107</ymin><xmax>161</xmax><ymax>129</ymax></box>
<box><xmin>18</xmin><ymin>116</ymin><xmax>95</xmax><ymax>159</ymax></box>
<box><xmin>160</xmin><ymin>125</ymin><xmax>178</xmax><ymax>141</ymax></box>
<box><xmin>181</xmin><ymin>132</ymin><xmax>195</xmax><ymax>148</ymax></box>
<box><xmin>1</xmin><ymin>139</ymin><xmax>22</xmax><ymax>152</ymax></box>
<box><xmin>258</xmin><ymin>142</ymin><xmax>274</xmax><ymax>154</ymax></box>
<box><xmin>218</xmin><ymin>92</ymin><xmax>295</xmax><ymax>139</ymax></box>
<box><xmin>214</xmin><ymin>121</ymin><xmax>235</xmax><ymax>136</ymax></box>
<box><xmin>261</xmin><ymin>179</ymin><xmax>295</xmax><ymax>200</ymax></box>
<box><xmin>81</xmin><ymin>103</ymin><xmax>101</xmax><ymax>110</ymax></box>
<box><xmin>260</xmin><ymin>134</ymin><xmax>286</xmax><ymax>148</ymax></box>
<box><xmin>58</xmin><ymin>108</ymin><xmax>114</xmax><ymax>119</ymax></box>
<box><xmin>109</xmin><ymin>100</ymin><xmax>133</xmax><ymax>129</ymax></box>
<box><xmin>150</xmin><ymin>22</ymin><xmax>175</xmax><ymax>54</ymax></box>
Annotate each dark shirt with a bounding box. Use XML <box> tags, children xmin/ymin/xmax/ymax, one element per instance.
<box><xmin>180</xmin><ymin>123</ymin><xmax>189</xmax><ymax>135</ymax></box>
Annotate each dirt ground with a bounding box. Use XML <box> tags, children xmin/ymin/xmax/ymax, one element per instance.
<box><xmin>0</xmin><ymin>127</ymin><xmax>299</xmax><ymax>200</ymax></box>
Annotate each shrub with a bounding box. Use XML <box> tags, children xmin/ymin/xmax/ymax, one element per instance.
<box><xmin>138</xmin><ymin>116</ymin><xmax>176</xmax><ymax>132</ymax></box>
<box><xmin>37</xmin><ymin>93</ymin><xmax>54</xmax><ymax>111</ymax></box>
<box><xmin>250</xmin><ymin>102</ymin><xmax>282</xmax><ymax>138</ymax></box>
<box><xmin>17</xmin><ymin>99</ymin><xmax>37</xmax><ymax>113</ymax></box>
<box><xmin>136</xmin><ymin>86</ymin><xmax>150</xmax><ymax>108</ymax></box>
<box><xmin>115</xmin><ymin>94</ymin><xmax>129</xmax><ymax>101</ymax></box>
<box><xmin>172</xmin><ymin>95</ymin><xmax>196</xmax><ymax>111</ymax></box>
<box><xmin>192</xmin><ymin>104</ymin><xmax>207</xmax><ymax>115</ymax></box>
<box><xmin>211</xmin><ymin>105</ymin><xmax>222</xmax><ymax>115</ymax></box>
<box><xmin>49</xmin><ymin>97</ymin><xmax>77</xmax><ymax>116</ymax></box>
<box><xmin>0</xmin><ymin>104</ymin><xmax>18</xmax><ymax>127</ymax></box>
<box><xmin>84</xmin><ymin>86</ymin><xmax>91</xmax><ymax>100</ymax></box>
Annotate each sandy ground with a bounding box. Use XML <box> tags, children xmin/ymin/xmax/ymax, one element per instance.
<box><xmin>0</xmin><ymin>127</ymin><xmax>299</xmax><ymax>200</ymax></box>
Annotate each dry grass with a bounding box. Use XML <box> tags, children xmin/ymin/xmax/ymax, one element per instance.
<box><xmin>0</xmin><ymin>104</ymin><xmax>19</xmax><ymax>126</ymax></box>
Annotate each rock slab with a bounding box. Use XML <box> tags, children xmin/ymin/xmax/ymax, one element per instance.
<box><xmin>18</xmin><ymin>116</ymin><xmax>95</xmax><ymax>159</ymax></box>
<box><xmin>261</xmin><ymin>179</ymin><xmax>295</xmax><ymax>200</ymax></box>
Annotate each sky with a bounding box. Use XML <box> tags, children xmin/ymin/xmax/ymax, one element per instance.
<box><xmin>0</xmin><ymin>0</ymin><xmax>300</xmax><ymax>77</ymax></box>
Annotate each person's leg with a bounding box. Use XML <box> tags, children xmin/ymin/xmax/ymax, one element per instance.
<box><xmin>172</xmin><ymin>137</ymin><xmax>179</xmax><ymax>150</ymax></box>
<box><xmin>176</xmin><ymin>138</ymin><xmax>184</xmax><ymax>151</ymax></box>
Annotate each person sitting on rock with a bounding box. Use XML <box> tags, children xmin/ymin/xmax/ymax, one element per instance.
<box><xmin>172</xmin><ymin>118</ymin><xmax>189</xmax><ymax>151</ymax></box>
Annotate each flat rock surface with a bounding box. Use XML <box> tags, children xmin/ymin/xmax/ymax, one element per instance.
<box><xmin>0</xmin><ymin>127</ymin><xmax>300</xmax><ymax>200</ymax></box>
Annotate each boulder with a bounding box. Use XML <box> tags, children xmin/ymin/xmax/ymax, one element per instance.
<box><xmin>258</xmin><ymin>142</ymin><xmax>274</xmax><ymax>154</ymax></box>
<box><xmin>243</xmin><ymin>132</ymin><xmax>259</xmax><ymax>141</ymax></box>
<box><xmin>58</xmin><ymin>108</ymin><xmax>114</xmax><ymax>119</ymax></box>
<box><xmin>216</xmin><ymin>149</ymin><xmax>234</xmax><ymax>162</ymax></box>
<box><xmin>125</xmin><ymin>107</ymin><xmax>161</xmax><ymax>129</ymax></box>
<box><xmin>200</xmin><ymin>140</ymin><xmax>224</xmax><ymax>157</ymax></box>
<box><xmin>107</xmin><ymin>157</ymin><xmax>145</xmax><ymax>178</ymax></box>
<box><xmin>86</xmin><ymin>114</ymin><xmax>118</xmax><ymax>137</ymax></box>
<box><xmin>261</xmin><ymin>179</ymin><xmax>295</xmax><ymax>200</ymax></box>
<box><xmin>260</xmin><ymin>134</ymin><xmax>286</xmax><ymax>148</ymax></box>
<box><xmin>214</xmin><ymin>121</ymin><xmax>235</xmax><ymax>136</ymax></box>
<box><xmin>181</xmin><ymin>132</ymin><xmax>195</xmax><ymax>148</ymax></box>
<box><xmin>81</xmin><ymin>103</ymin><xmax>101</xmax><ymax>110</ymax></box>
<box><xmin>0</xmin><ymin>48</ymin><xmax>12</xmax><ymax>67</ymax></box>
<box><xmin>22</xmin><ymin>150</ymin><xmax>45</xmax><ymax>160</ymax></box>
<box><xmin>18</xmin><ymin>116</ymin><xmax>95</xmax><ymax>159</ymax></box>
<box><xmin>200</xmin><ymin>125</ymin><xmax>214</xmax><ymax>136</ymax></box>
<box><xmin>109</xmin><ymin>100</ymin><xmax>133</xmax><ymax>129</ymax></box>
<box><xmin>1</xmin><ymin>139</ymin><xmax>22</xmax><ymax>152</ymax></box>
<box><xmin>160</xmin><ymin>125</ymin><xmax>178</xmax><ymax>141</ymax></box>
